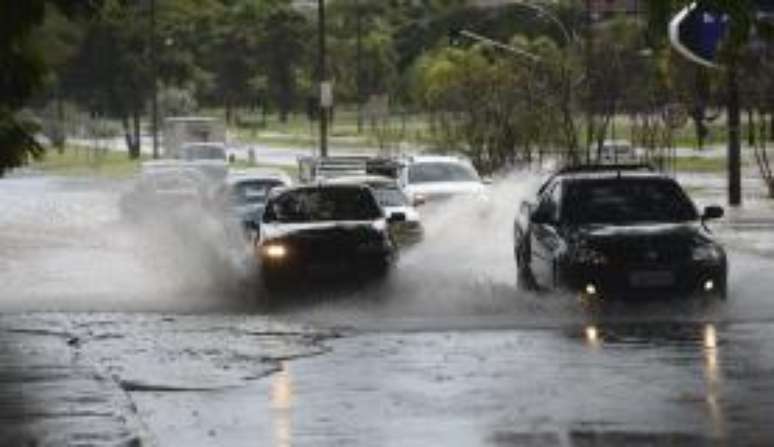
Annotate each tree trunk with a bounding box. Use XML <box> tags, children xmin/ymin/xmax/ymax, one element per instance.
<box><xmin>770</xmin><ymin>112</ymin><xmax>774</xmax><ymax>142</ymax></box>
<box><xmin>727</xmin><ymin>66</ymin><xmax>742</xmax><ymax>206</ymax></box>
<box><xmin>225</xmin><ymin>100</ymin><xmax>233</xmax><ymax>126</ymax></box>
<box><xmin>748</xmin><ymin>108</ymin><xmax>756</xmax><ymax>147</ymax></box>
<box><xmin>121</xmin><ymin>115</ymin><xmax>134</xmax><ymax>158</ymax></box>
<box><xmin>55</xmin><ymin>87</ymin><xmax>66</xmax><ymax>153</ymax></box>
<box><xmin>125</xmin><ymin>109</ymin><xmax>142</xmax><ymax>160</ymax></box>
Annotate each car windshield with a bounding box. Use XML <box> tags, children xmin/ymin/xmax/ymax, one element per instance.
<box><xmin>563</xmin><ymin>179</ymin><xmax>699</xmax><ymax>224</ymax></box>
<box><xmin>265</xmin><ymin>187</ymin><xmax>382</xmax><ymax>223</ymax></box>
<box><xmin>232</xmin><ymin>179</ymin><xmax>283</xmax><ymax>205</ymax></box>
<box><xmin>408</xmin><ymin>162</ymin><xmax>479</xmax><ymax>184</ymax></box>
<box><xmin>370</xmin><ymin>184</ymin><xmax>409</xmax><ymax>207</ymax></box>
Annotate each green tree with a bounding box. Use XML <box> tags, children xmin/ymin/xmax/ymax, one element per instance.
<box><xmin>0</xmin><ymin>1</ymin><xmax>99</xmax><ymax>175</ymax></box>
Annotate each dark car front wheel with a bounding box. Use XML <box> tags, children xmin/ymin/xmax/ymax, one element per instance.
<box><xmin>515</xmin><ymin>238</ymin><xmax>538</xmax><ymax>291</ymax></box>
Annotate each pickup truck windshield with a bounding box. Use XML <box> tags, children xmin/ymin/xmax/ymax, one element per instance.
<box><xmin>265</xmin><ymin>187</ymin><xmax>382</xmax><ymax>223</ymax></box>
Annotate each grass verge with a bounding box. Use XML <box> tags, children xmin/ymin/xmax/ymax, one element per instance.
<box><xmin>31</xmin><ymin>147</ymin><xmax>147</xmax><ymax>178</ymax></box>
<box><xmin>32</xmin><ymin>146</ymin><xmax>300</xmax><ymax>180</ymax></box>
<box><xmin>673</xmin><ymin>156</ymin><xmax>732</xmax><ymax>173</ymax></box>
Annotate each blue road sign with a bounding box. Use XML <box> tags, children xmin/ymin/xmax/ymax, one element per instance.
<box><xmin>669</xmin><ymin>2</ymin><xmax>729</xmax><ymax>68</ymax></box>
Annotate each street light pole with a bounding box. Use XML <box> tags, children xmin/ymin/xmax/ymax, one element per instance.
<box><xmin>355</xmin><ymin>0</ymin><xmax>363</xmax><ymax>134</ymax></box>
<box><xmin>150</xmin><ymin>0</ymin><xmax>159</xmax><ymax>159</ymax></box>
<box><xmin>585</xmin><ymin>0</ymin><xmax>593</xmax><ymax>164</ymax></box>
<box><xmin>728</xmin><ymin>64</ymin><xmax>742</xmax><ymax>206</ymax></box>
<box><xmin>318</xmin><ymin>0</ymin><xmax>329</xmax><ymax>157</ymax></box>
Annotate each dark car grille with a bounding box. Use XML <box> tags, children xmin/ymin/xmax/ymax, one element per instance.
<box><xmin>598</xmin><ymin>237</ymin><xmax>691</xmax><ymax>265</ymax></box>
<box><xmin>284</xmin><ymin>229</ymin><xmax>385</xmax><ymax>262</ymax></box>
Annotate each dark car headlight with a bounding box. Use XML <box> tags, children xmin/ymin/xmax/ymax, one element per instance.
<box><xmin>692</xmin><ymin>244</ymin><xmax>723</xmax><ymax>262</ymax></box>
<box><xmin>262</xmin><ymin>243</ymin><xmax>288</xmax><ymax>260</ymax></box>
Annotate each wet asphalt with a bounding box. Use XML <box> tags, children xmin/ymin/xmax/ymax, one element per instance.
<box><xmin>3</xmin><ymin>173</ymin><xmax>774</xmax><ymax>446</ymax></box>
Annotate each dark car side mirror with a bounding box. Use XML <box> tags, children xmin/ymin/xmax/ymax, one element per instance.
<box><xmin>703</xmin><ymin>205</ymin><xmax>724</xmax><ymax>221</ymax></box>
<box><xmin>388</xmin><ymin>212</ymin><xmax>407</xmax><ymax>224</ymax></box>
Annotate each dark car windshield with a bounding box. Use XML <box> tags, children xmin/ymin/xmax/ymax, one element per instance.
<box><xmin>408</xmin><ymin>162</ymin><xmax>479</xmax><ymax>184</ymax></box>
<box><xmin>369</xmin><ymin>184</ymin><xmax>410</xmax><ymax>207</ymax></box>
<box><xmin>232</xmin><ymin>179</ymin><xmax>284</xmax><ymax>205</ymax></box>
<box><xmin>563</xmin><ymin>178</ymin><xmax>699</xmax><ymax>225</ymax></box>
<box><xmin>264</xmin><ymin>187</ymin><xmax>383</xmax><ymax>223</ymax></box>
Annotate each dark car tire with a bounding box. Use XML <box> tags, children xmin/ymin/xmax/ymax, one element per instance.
<box><xmin>515</xmin><ymin>237</ymin><xmax>538</xmax><ymax>291</ymax></box>
<box><xmin>717</xmin><ymin>275</ymin><xmax>728</xmax><ymax>300</ymax></box>
<box><xmin>260</xmin><ymin>267</ymin><xmax>287</xmax><ymax>293</ymax></box>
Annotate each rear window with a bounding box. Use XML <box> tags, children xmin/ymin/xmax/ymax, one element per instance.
<box><xmin>264</xmin><ymin>187</ymin><xmax>383</xmax><ymax>223</ymax></box>
<box><xmin>563</xmin><ymin>178</ymin><xmax>699</xmax><ymax>225</ymax></box>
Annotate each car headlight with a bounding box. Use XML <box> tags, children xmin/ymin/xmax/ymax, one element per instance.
<box><xmin>692</xmin><ymin>244</ymin><xmax>722</xmax><ymax>262</ymax></box>
<box><xmin>571</xmin><ymin>244</ymin><xmax>608</xmax><ymax>265</ymax></box>
<box><xmin>262</xmin><ymin>244</ymin><xmax>287</xmax><ymax>259</ymax></box>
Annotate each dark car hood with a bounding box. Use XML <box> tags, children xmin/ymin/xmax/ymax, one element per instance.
<box><xmin>575</xmin><ymin>222</ymin><xmax>708</xmax><ymax>243</ymax></box>
<box><xmin>567</xmin><ymin>222</ymin><xmax>716</xmax><ymax>263</ymax></box>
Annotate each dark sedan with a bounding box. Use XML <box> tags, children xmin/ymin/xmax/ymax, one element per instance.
<box><xmin>513</xmin><ymin>165</ymin><xmax>727</xmax><ymax>299</ymax></box>
<box><xmin>256</xmin><ymin>184</ymin><xmax>403</xmax><ymax>288</ymax></box>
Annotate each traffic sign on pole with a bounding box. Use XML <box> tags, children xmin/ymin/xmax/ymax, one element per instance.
<box><xmin>669</xmin><ymin>2</ymin><xmax>728</xmax><ymax>68</ymax></box>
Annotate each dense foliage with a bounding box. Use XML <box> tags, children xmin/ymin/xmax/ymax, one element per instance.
<box><xmin>4</xmin><ymin>0</ymin><xmax>774</xmax><ymax>175</ymax></box>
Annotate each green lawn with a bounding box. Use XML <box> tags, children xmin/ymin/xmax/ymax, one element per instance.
<box><xmin>32</xmin><ymin>146</ymin><xmax>299</xmax><ymax>180</ymax></box>
<box><xmin>31</xmin><ymin>147</ymin><xmax>148</xmax><ymax>178</ymax></box>
<box><xmin>673</xmin><ymin>156</ymin><xmax>733</xmax><ymax>173</ymax></box>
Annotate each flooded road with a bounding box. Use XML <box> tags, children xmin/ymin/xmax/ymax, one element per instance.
<box><xmin>3</xmin><ymin>173</ymin><xmax>774</xmax><ymax>445</ymax></box>
<box><xmin>166</xmin><ymin>321</ymin><xmax>774</xmax><ymax>447</ymax></box>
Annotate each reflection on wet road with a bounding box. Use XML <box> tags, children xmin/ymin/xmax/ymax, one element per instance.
<box><xmin>137</xmin><ymin>321</ymin><xmax>774</xmax><ymax>446</ymax></box>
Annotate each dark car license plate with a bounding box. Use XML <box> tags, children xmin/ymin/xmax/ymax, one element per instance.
<box><xmin>629</xmin><ymin>270</ymin><xmax>675</xmax><ymax>288</ymax></box>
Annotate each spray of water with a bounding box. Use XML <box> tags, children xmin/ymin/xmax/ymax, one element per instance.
<box><xmin>2</xmin><ymin>171</ymin><xmax>773</xmax><ymax>327</ymax></box>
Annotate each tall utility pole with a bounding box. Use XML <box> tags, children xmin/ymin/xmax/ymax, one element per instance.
<box><xmin>728</xmin><ymin>64</ymin><xmax>742</xmax><ymax>206</ymax></box>
<box><xmin>318</xmin><ymin>0</ymin><xmax>329</xmax><ymax>157</ymax></box>
<box><xmin>585</xmin><ymin>0</ymin><xmax>593</xmax><ymax>164</ymax></box>
<box><xmin>150</xmin><ymin>0</ymin><xmax>160</xmax><ymax>159</ymax></box>
<box><xmin>355</xmin><ymin>0</ymin><xmax>363</xmax><ymax>134</ymax></box>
